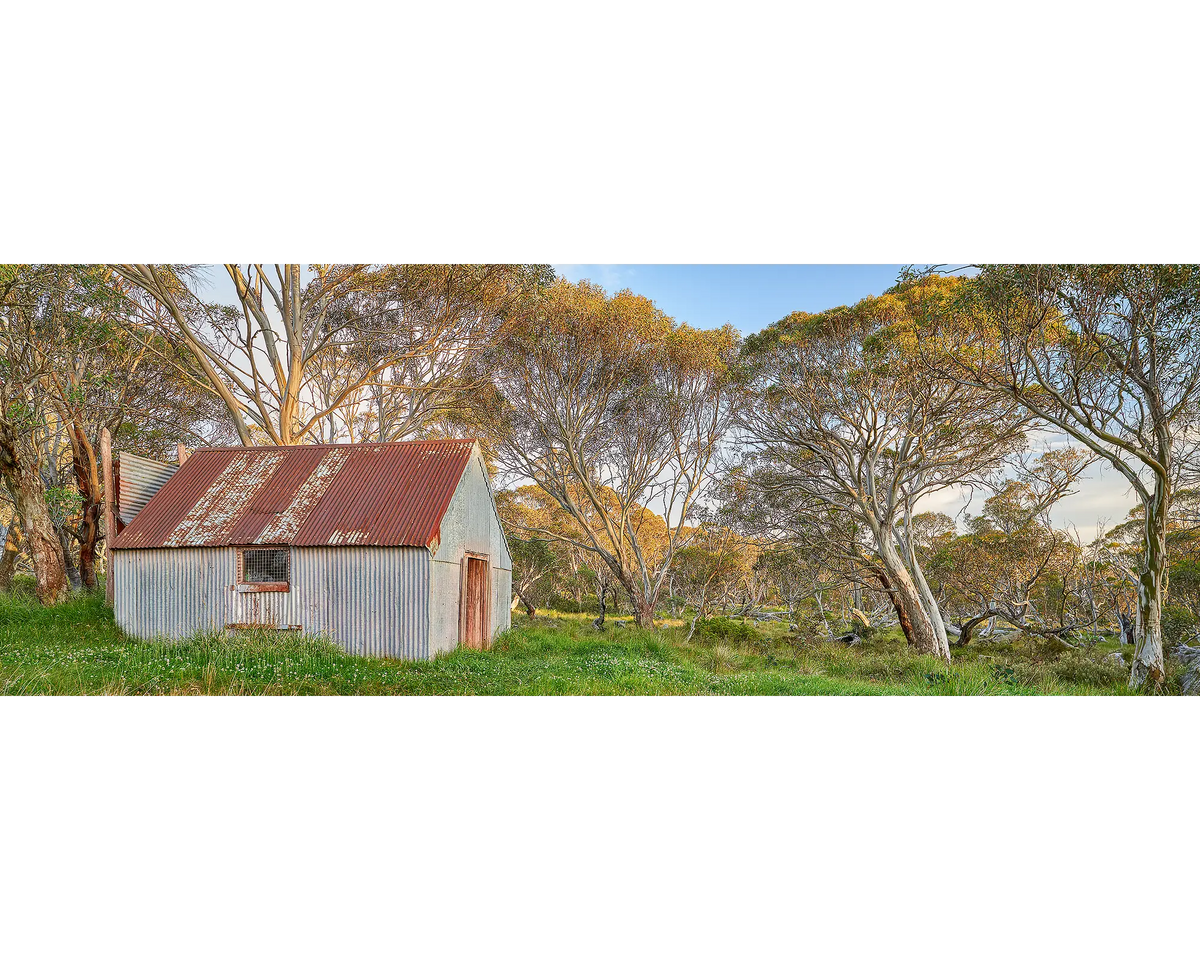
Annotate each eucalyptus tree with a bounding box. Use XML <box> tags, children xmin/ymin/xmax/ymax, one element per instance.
<box><xmin>738</xmin><ymin>277</ymin><xmax>1027</xmax><ymax>661</ymax></box>
<box><xmin>40</xmin><ymin>270</ymin><xmax>223</xmax><ymax>589</ymax></box>
<box><xmin>496</xmin><ymin>486</ymin><xmax>565</xmax><ymax>618</ymax></box>
<box><xmin>112</xmin><ymin>264</ymin><xmax>551</xmax><ymax>446</ymax></box>
<box><xmin>930</xmin><ymin>265</ymin><xmax>1200</xmax><ymax>689</ymax></box>
<box><xmin>945</xmin><ymin>525</ymin><xmax>1086</xmax><ymax>646</ymax></box>
<box><xmin>488</xmin><ymin>279</ymin><xmax>741</xmax><ymax>627</ymax></box>
<box><xmin>721</xmin><ymin>466</ymin><xmax>889</xmax><ymax>626</ymax></box>
<box><xmin>1093</xmin><ymin>488</ymin><xmax>1200</xmax><ymax>642</ymax></box>
<box><xmin>0</xmin><ymin>265</ymin><xmax>224</xmax><ymax>602</ymax></box>
<box><xmin>0</xmin><ymin>266</ymin><xmax>72</xmax><ymax>603</ymax></box>
<box><xmin>941</xmin><ymin>450</ymin><xmax>1095</xmax><ymax>645</ymax></box>
<box><xmin>671</xmin><ymin>524</ymin><xmax>756</xmax><ymax>637</ymax></box>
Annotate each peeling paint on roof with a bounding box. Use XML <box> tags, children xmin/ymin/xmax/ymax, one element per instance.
<box><xmin>111</xmin><ymin>440</ymin><xmax>477</xmax><ymax>550</ymax></box>
<box><xmin>164</xmin><ymin>450</ymin><xmax>286</xmax><ymax>547</ymax></box>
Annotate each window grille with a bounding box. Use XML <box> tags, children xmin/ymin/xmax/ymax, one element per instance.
<box><xmin>241</xmin><ymin>548</ymin><xmax>289</xmax><ymax>584</ymax></box>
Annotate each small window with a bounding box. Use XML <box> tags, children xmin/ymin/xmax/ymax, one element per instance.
<box><xmin>240</xmin><ymin>547</ymin><xmax>289</xmax><ymax>586</ymax></box>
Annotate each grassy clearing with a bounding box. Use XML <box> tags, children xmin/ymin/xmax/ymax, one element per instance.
<box><xmin>0</xmin><ymin>583</ymin><xmax>1157</xmax><ymax>695</ymax></box>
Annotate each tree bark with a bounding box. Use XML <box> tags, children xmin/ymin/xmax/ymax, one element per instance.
<box><xmin>593</xmin><ymin>583</ymin><xmax>608</xmax><ymax>628</ymax></box>
<box><xmin>877</xmin><ymin>569</ymin><xmax>937</xmax><ymax>651</ymax></box>
<box><xmin>1117</xmin><ymin>611</ymin><xmax>1136</xmax><ymax>646</ymax></box>
<box><xmin>876</xmin><ymin>539</ymin><xmax>943</xmax><ymax>660</ymax></box>
<box><xmin>515</xmin><ymin>587</ymin><xmax>536</xmax><ymax>618</ymax></box>
<box><xmin>0</xmin><ymin>520</ymin><xmax>21</xmax><ymax>590</ymax></box>
<box><xmin>1131</xmin><ymin>486</ymin><xmax>1169</xmax><ymax>690</ymax></box>
<box><xmin>633</xmin><ymin>596</ymin><xmax>656</xmax><ymax>628</ymax></box>
<box><xmin>68</xmin><ymin>422</ymin><xmax>101</xmax><ymax>590</ymax></box>
<box><xmin>905</xmin><ymin>536</ymin><xmax>950</xmax><ymax>658</ymax></box>
<box><xmin>953</xmin><ymin>613</ymin><xmax>988</xmax><ymax>647</ymax></box>
<box><xmin>0</xmin><ymin>422</ymin><xmax>69</xmax><ymax>605</ymax></box>
<box><xmin>58</xmin><ymin>526</ymin><xmax>82</xmax><ymax>590</ymax></box>
<box><xmin>900</xmin><ymin>505</ymin><xmax>950</xmax><ymax>656</ymax></box>
<box><xmin>814</xmin><ymin>590</ymin><xmax>831</xmax><ymax>636</ymax></box>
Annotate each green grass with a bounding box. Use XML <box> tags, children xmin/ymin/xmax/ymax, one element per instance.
<box><xmin>0</xmin><ymin>584</ymin><xmax>1157</xmax><ymax>695</ymax></box>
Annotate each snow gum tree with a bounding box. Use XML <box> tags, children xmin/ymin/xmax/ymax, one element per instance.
<box><xmin>929</xmin><ymin>265</ymin><xmax>1200</xmax><ymax>690</ymax></box>
<box><xmin>489</xmin><ymin>279</ymin><xmax>740</xmax><ymax>628</ymax></box>
<box><xmin>738</xmin><ymin>276</ymin><xmax>1027</xmax><ymax>661</ymax></box>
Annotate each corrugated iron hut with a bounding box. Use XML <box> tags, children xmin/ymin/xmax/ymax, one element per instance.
<box><xmin>109</xmin><ymin>440</ymin><xmax>512</xmax><ymax>658</ymax></box>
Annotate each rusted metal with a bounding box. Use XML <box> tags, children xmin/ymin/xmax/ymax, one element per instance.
<box><xmin>110</xmin><ymin>439</ymin><xmax>509</xmax><ymax>660</ymax></box>
<box><xmin>111</xmin><ymin>440</ymin><xmax>476</xmax><ymax>551</ymax></box>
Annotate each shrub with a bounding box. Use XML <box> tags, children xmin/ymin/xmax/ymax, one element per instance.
<box><xmin>691</xmin><ymin>616</ymin><xmax>760</xmax><ymax>647</ymax></box>
<box><xmin>1162</xmin><ymin>604</ymin><xmax>1199</xmax><ymax>649</ymax></box>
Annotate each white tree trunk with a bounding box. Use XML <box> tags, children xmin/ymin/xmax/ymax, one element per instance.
<box><xmin>1131</xmin><ymin>485</ymin><xmax>1169</xmax><ymax>690</ymax></box>
<box><xmin>905</xmin><ymin>538</ymin><xmax>950</xmax><ymax>657</ymax></box>
<box><xmin>877</xmin><ymin>537</ymin><xmax>944</xmax><ymax>661</ymax></box>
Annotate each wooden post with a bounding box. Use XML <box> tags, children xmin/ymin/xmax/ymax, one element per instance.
<box><xmin>101</xmin><ymin>428</ymin><xmax>115</xmax><ymax>606</ymax></box>
<box><xmin>176</xmin><ymin>443</ymin><xmax>190</xmax><ymax>465</ymax></box>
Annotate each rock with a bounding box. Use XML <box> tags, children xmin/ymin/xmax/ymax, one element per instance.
<box><xmin>1104</xmin><ymin>651</ymin><xmax>1127</xmax><ymax>668</ymax></box>
<box><xmin>1174</xmin><ymin>643</ymin><xmax>1200</xmax><ymax>695</ymax></box>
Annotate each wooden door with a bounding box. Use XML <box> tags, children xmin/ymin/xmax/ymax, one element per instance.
<box><xmin>463</xmin><ymin>556</ymin><xmax>489</xmax><ymax>650</ymax></box>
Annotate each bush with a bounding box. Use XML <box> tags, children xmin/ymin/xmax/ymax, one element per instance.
<box><xmin>1162</xmin><ymin>604</ymin><xmax>1198</xmax><ymax>649</ymax></box>
<box><xmin>690</xmin><ymin>616</ymin><xmax>760</xmax><ymax>647</ymax></box>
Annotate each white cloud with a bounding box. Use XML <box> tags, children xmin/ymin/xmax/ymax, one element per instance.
<box><xmin>551</xmin><ymin>264</ymin><xmax>635</xmax><ymax>292</ymax></box>
<box><xmin>551</xmin><ymin>264</ymin><xmax>585</xmax><ymax>282</ymax></box>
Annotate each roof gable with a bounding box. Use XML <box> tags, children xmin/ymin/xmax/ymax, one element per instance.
<box><xmin>112</xmin><ymin>440</ymin><xmax>477</xmax><ymax>550</ymax></box>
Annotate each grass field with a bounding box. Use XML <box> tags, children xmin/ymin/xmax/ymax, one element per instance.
<box><xmin>0</xmin><ymin>579</ymin><xmax>1161</xmax><ymax>695</ymax></box>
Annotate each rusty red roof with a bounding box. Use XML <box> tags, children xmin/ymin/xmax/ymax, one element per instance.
<box><xmin>111</xmin><ymin>440</ymin><xmax>478</xmax><ymax>550</ymax></box>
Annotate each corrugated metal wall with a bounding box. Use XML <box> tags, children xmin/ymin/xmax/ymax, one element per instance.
<box><xmin>113</xmin><ymin>546</ymin><xmax>430</xmax><ymax>659</ymax></box>
<box><xmin>113</xmin><ymin>547</ymin><xmax>234</xmax><ymax>638</ymax></box>
<box><xmin>116</xmin><ymin>453</ymin><xmax>178</xmax><ymax>526</ymax></box>
<box><xmin>292</xmin><ymin>547</ymin><xmax>429</xmax><ymax>659</ymax></box>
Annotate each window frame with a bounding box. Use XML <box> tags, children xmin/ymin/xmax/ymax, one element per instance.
<box><xmin>236</xmin><ymin>546</ymin><xmax>291</xmax><ymax>593</ymax></box>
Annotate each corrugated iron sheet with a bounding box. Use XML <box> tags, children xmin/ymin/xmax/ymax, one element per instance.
<box><xmin>111</xmin><ymin>440</ymin><xmax>476</xmax><ymax>551</ymax></box>
<box><xmin>292</xmin><ymin>546</ymin><xmax>429</xmax><ymax>658</ymax></box>
<box><xmin>113</xmin><ymin>545</ymin><xmax>431</xmax><ymax>657</ymax></box>
<box><xmin>115</xmin><ymin>453</ymin><xmax>178</xmax><ymax>526</ymax></box>
<box><xmin>113</xmin><ymin>546</ymin><xmax>234</xmax><ymax>637</ymax></box>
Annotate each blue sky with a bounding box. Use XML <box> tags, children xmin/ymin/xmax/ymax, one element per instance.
<box><xmin>202</xmin><ymin>264</ymin><xmax>937</xmax><ymax>336</ymax></box>
<box><xmin>552</xmin><ymin>264</ymin><xmax>924</xmax><ymax>334</ymax></box>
